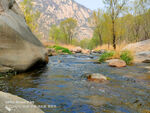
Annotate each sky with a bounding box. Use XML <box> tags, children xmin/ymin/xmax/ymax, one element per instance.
<box><xmin>74</xmin><ymin>0</ymin><xmax>104</xmax><ymax>10</ymax></box>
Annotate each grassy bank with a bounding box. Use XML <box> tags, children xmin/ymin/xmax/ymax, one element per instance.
<box><xmin>99</xmin><ymin>50</ymin><xmax>134</xmax><ymax>65</ymax></box>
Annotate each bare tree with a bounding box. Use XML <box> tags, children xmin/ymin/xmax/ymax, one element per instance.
<box><xmin>89</xmin><ymin>10</ymin><xmax>104</xmax><ymax>46</ymax></box>
<box><xmin>103</xmin><ymin>0</ymin><xmax>129</xmax><ymax>49</ymax></box>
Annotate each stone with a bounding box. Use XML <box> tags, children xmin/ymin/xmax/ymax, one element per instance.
<box><xmin>134</xmin><ymin>51</ymin><xmax>150</xmax><ymax>63</ymax></box>
<box><xmin>0</xmin><ymin>66</ymin><xmax>14</xmax><ymax>73</ymax></box>
<box><xmin>123</xmin><ymin>39</ymin><xmax>150</xmax><ymax>53</ymax></box>
<box><xmin>87</xmin><ymin>73</ymin><xmax>108</xmax><ymax>83</ymax></box>
<box><xmin>47</xmin><ymin>48</ymin><xmax>56</xmax><ymax>56</ymax></box>
<box><xmin>143</xmin><ymin>59</ymin><xmax>150</xmax><ymax>63</ymax></box>
<box><xmin>91</xmin><ymin>49</ymin><xmax>107</xmax><ymax>54</ymax></box>
<box><xmin>108</xmin><ymin>59</ymin><xmax>126</xmax><ymax>68</ymax></box>
<box><xmin>70</xmin><ymin>47</ymin><xmax>82</xmax><ymax>53</ymax></box>
<box><xmin>98</xmin><ymin>49</ymin><xmax>107</xmax><ymax>54</ymax></box>
<box><xmin>0</xmin><ymin>91</ymin><xmax>44</xmax><ymax>113</ymax></box>
<box><xmin>123</xmin><ymin>39</ymin><xmax>150</xmax><ymax>63</ymax></box>
<box><xmin>145</xmin><ymin>66</ymin><xmax>150</xmax><ymax>69</ymax></box>
<box><xmin>58</xmin><ymin>60</ymin><xmax>62</xmax><ymax>63</ymax></box>
<box><xmin>0</xmin><ymin>0</ymin><xmax>48</xmax><ymax>72</ymax></box>
<box><xmin>82</xmin><ymin>49</ymin><xmax>91</xmax><ymax>54</ymax></box>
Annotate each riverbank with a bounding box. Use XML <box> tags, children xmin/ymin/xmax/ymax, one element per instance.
<box><xmin>0</xmin><ymin>91</ymin><xmax>44</xmax><ymax>113</ymax></box>
<box><xmin>42</xmin><ymin>39</ymin><xmax>150</xmax><ymax>65</ymax></box>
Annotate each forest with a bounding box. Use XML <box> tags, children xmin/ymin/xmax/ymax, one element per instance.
<box><xmin>20</xmin><ymin>0</ymin><xmax>150</xmax><ymax>50</ymax></box>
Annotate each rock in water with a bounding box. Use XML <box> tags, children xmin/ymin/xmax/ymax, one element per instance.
<box><xmin>82</xmin><ymin>49</ymin><xmax>91</xmax><ymax>54</ymax></box>
<box><xmin>0</xmin><ymin>0</ymin><xmax>48</xmax><ymax>72</ymax></box>
<box><xmin>87</xmin><ymin>73</ymin><xmax>108</xmax><ymax>83</ymax></box>
<box><xmin>70</xmin><ymin>47</ymin><xmax>82</xmax><ymax>53</ymax></box>
<box><xmin>143</xmin><ymin>59</ymin><xmax>150</xmax><ymax>63</ymax></box>
<box><xmin>108</xmin><ymin>59</ymin><xmax>126</xmax><ymax>68</ymax></box>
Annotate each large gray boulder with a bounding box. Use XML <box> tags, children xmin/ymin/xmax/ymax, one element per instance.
<box><xmin>0</xmin><ymin>0</ymin><xmax>48</xmax><ymax>72</ymax></box>
<box><xmin>123</xmin><ymin>39</ymin><xmax>150</xmax><ymax>63</ymax></box>
<box><xmin>0</xmin><ymin>91</ymin><xmax>44</xmax><ymax>113</ymax></box>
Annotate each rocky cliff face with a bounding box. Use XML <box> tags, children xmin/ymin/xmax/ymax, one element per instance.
<box><xmin>17</xmin><ymin>0</ymin><xmax>93</xmax><ymax>40</ymax></box>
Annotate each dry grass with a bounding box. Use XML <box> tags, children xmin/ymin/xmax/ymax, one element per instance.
<box><xmin>94</xmin><ymin>43</ymin><xmax>127</xmax><ymax>51</ymax></box>
<box><xmin>94</xmin><ymin>43</ymin><xmax>127</xmax><ymax>59</ymax></box>
<box><xmin>94</xmin><ymin>43</ymin><xmax>135</xmax><ymax>60</ymax></box>
<box><xmin>41</xmin><ymin>39</ymin><xmax>134</xmax><ymax>57</ymax></box>
<box><xmin>40</xmin><ymin>39</ymin><xmax>78</xmax><ymax>50</ymax></box>
<box><xmin>61</xmin><ymin>44</ymin><xmax>77</xmax><ymax>50</ymax></box>
<box><xmin>40</xmin><ymin>40</ymin><xmax>56</xmax><ymax>47</ymax></box>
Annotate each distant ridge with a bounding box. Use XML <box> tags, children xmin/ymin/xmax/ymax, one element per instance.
<box><xmin>16</xmin><ymin>0</ymin><xmax>93</xmax><ymax>40</ymax></box>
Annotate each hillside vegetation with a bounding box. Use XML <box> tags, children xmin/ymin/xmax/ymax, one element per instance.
<box><xmin>20</xmin><ymin>0</ymin><xmax>150</xmax><ymax>50</ymax></box>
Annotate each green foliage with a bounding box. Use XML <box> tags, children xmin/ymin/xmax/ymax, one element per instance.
<box><xmin>47</xmin><ymin>0</ymin><xmax>150</xmax><ymax>49</ymax></box>
<box><xmin>88</xmin><ymin>0</ymin><xmax>150</xmax><ymax>49</ymax></box>
<box><xmin>99</xmin><ymin>51</ymin><xmax>115</xmax><ymax>63</ymax></box>
<box><xmin>120</xmin><ymin>50</ymin><xmax>134</xmax><ymax>65</ymax></box>
<box><xmin>89</xmin><ymin>10</ymin><xmax>105</xmax><ymax>46</ymax></box>
<box><xmin>103</xmin><ymin>0</ymin><xmax>129</xmax><ymax>49</ymax></box>
<box><xmin>49</xmin><ymin>25</ymin><xmax>65</xmax><ymax>43</ymax></box>
<box><xmin>60</xmin><ymin>18</ymin><xmax>77</xmax><ymax>44</ymax></box>
<box><xmin>20</xmin><ymin>0</ymin><xmax>40</xmax><ymax>33</ymax></box>
<box><xmin>52</xmin><ymin>45</ymin><xmax>72</xmax><ymax>54</ymax></box>
<box><xmin>98</xmin><ymin>50</ymin><xmax>134</xmax><ymax>65</ymax></box>
<box><xmin>49</xmin><ymin>18</ymin><xmax>77</xmax><ymax>45</ymax></box>
<box><xmin>72</xmin><ymin>38</ymin><xmax>79</xmax><ymax>46</ymax></box>
<box><xmin>89</xmin><ymin>10</ymin><xmax>113</xmax><ymax>48</ymax></box>
<box><xmin>79</xmin><ymin>39</ymin><xmax>91</xmax><ymax>49</ymax></box>
<box><xmin>78</xmin><ymin>38</ymin><xmax>98</xmax><ymax>50</ymax></box>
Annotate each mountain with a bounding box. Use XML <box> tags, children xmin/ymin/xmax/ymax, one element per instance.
<box><xmin>16</xmin><ymin>0</ymin><xmax>93</xmax><ymax>40</ymax></box>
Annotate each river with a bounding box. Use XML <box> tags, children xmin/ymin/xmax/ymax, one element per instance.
<box><xmin>0</xmin><ymin>54</ymin><xmax>150</xmax><ymax>113</ymax></box>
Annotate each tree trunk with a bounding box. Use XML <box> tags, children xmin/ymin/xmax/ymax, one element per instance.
<box><xmin>143</xmin><ymin>27</ymin><xmax>149</xmax><ymax>40</ymax></box>
<box><xmin>98</xmin><ymin>32</ymin><xmax>103</xmax><ymax>46</ymax></box>
<box><xmin>108</xmin><ymin>42</ymin><xmax>110</xmax><ymax>49</ymax></box>
<box><xmin>112</xmin><ymin>20</ymin><xmax>116</xmax><ymax>50</ymax></box>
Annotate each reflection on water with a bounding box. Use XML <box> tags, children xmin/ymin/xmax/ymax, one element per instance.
<box><xmin>0</xmin><ymin>54</ymin><xmax>150</xmax><ymax>113</ymax></box>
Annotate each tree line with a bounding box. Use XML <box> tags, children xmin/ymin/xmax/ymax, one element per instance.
<box><xmin>88</xmin><ymin>0</ymin><xmax>150</xmax><ymax>49</ymax></box>
<box><xmin>20</xmin><ymin>0</ymin><xmax>150</xmax><ymax>50</ymax></box>
<box><xmin>49</xmin><ymin>0</ymin><xmax>150</xmax><ymax>49</ymax></box>
<box><xmin>49</xmin><ymin>18</ymin><xmax>77</xmax><ymax>44</ymax></box>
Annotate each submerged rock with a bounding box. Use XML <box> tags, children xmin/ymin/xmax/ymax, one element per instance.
<box><xmin>0</xmin><ymin>0</ymin><xmax>48</xmax><ymax>72</ymax></box>
<box><xmin>86</xmin><ymin>95</ymin><xmax>111</xmax><ymax>107</ymax></box>
<box><xmin>87</xmin><ymin>73</ymin><xmax>108</xmax><ymax>83</ymax></box>
<box><xmin>0</xmin><ymin>91</ymin><xmax>44</xmax><ymax>113</ymax></box>
<box><xmin>107</xmin><ymin>59</ymin><xmax>126</xmax><ymax>68</ymax></box>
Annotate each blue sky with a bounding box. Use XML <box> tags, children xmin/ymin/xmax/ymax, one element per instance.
<box><xmin>74</xmin><ymin>0</ymin><xmax>104</xmax><ymax>10</ymax></box>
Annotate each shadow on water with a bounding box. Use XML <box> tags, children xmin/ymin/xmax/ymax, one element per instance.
<box><xmin>0</xmin><ymin>54</ymin><xmax>150</xmax><ymax>113</ymax></box>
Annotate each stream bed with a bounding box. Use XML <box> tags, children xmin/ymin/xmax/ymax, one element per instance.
<box><xmin>0</xmin><ymin>54</ymin><xmax>150</xmax><ymax>113</ymax></box>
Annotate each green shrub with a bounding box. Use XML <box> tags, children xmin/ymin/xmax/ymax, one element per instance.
<box><xmin>120</xmin><ymin>50</ymin><xmax>133</xmax><ymax>65</ymax></box>
<box><xmin>99</xmin><ymin>51</ymin><xmax>115</xmax><ymax>63</ymax></box>
<box><xmin>53</xmin><ymin>45</ymin><xmax>72</xmax><ymax>54</ymax></box>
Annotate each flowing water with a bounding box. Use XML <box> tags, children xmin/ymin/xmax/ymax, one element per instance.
<box><xmin>0</xmin><ymin>54</ymin><xmax>150</xmax><ymax>113</ymax></box>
